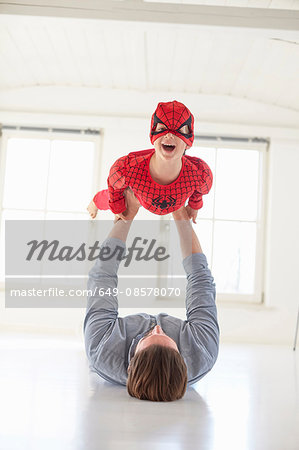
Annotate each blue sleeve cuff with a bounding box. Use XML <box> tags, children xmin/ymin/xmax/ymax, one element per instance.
<box><xmin>182</xmin><ymin>253</ymin><xmax>208</xmax><ymax>275</ymax></box>
<box><xmin>88</xmin><ymin>237</ymin><xmax>126</xmax><ymax>278</ymax></box>
<box><xmin>101</xmin><ymin>237</ymin><xmax>126</xmax><ymax>250</ymax></box>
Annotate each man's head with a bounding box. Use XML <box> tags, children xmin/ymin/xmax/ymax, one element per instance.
<box><xmin>150</xmin><ymin>100</ymin><xmax>194</xmax><ymax>160</ymax></box>
<box><xmin>127</xmin><ymin>325</ymin><xmax>187</xmax><ymax>401</ymax></box>
<box><xmin>135</xmin><ymin>324</ymin><xmax>179</xmax><ymax>352</ymax></box>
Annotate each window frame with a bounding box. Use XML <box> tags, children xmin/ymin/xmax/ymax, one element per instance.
<box><xmin>0</xmin><ymin>127</ymin><xmax>103</xmax><ymax>290</ymax></box>
<box><xmin>0</xmin><ymin>129</ymin><xmax>269</xmax><ymax>304</ymax></box>
<box><xmin>161</xmin><ymin>138</ymin><xmax>269</xmax><ymax>305</ymax></box>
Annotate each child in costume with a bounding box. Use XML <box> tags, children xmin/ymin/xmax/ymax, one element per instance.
<box><xmin>87</xmin><ymin>100</ymin><xmax>212</xmax><ymax>223</ymax></box>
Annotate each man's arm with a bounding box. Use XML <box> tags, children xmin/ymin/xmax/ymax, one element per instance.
<box><xmin>83</xmin><ymin>189</ymin><xmax>140</xmax><ymax>363</ymax></box>
<box><xmin>172</xmin><ymin>206</ymin><xmax>219</xmax><ymax>361</ymax></box>
<box><xmin>172</xmin><ymin>206</ymin><xmax>202</xmax><ymax>258</ymax></box>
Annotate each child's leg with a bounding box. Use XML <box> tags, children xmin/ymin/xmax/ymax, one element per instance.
<box><xmin>87</xmin><ymin>189</ymin><xmax>109</xmax><ymax>218</ymax></box>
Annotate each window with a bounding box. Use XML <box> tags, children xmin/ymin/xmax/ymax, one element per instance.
<box><xmin>0</xmin><ymin>128</ymin><xmax>101</xmax><ymax>284</ymax></box>
<box><xmin>167</xmin><ymin>138</ymin><xmax>268</xmax><ymax>304</ymax></box>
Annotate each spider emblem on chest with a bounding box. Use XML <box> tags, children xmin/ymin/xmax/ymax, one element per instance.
<box><xmin>152</xmin><ymin>195</ymin><xmax>176</xmax><ymax>210</ymax></box>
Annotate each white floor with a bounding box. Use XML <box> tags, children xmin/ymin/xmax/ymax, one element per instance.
<box><xmin>0</xmin><ymin>332</ymin><xmax>298</xmax><ymax>450</ymax></box>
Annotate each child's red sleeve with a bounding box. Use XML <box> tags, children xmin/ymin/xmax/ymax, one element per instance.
<box><xmin>107</xmin><ymin>155</ymin><xmax>129</xmax><ymax>214</ymax></box>
<box><xmin>187</xmin><ymin>157</ymin><xmax>213</xmax><ymax>210</ymax></box>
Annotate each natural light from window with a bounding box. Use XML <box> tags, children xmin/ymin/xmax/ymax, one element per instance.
<box><xmin>0</xmin><ymin>135</ymin><xmax>98</xmax><ymax>281</ymax></box>
<box><xmin>187</xmin><ymin>145</ymin><xmax>263</xmax><ymax>300</ymax></box>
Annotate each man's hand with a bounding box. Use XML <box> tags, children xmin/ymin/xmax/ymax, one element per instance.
<box><xmin>185</xmin><ymin>205</ymin><xmax>198</xmax><ymax>224</ymax></box>
<box><xmin>114</xmin><ymin>188</ymin><xmax>141</xmax><ymax>223</ymax></box>
<box><xmin>172</xmin><ymin>205</ymin><xmax>190</xmax><ymax>221</ymax></box>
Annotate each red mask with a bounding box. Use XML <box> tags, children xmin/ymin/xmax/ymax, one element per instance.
<box><xmin>150</xmin><ymin>100</ymin><xmax>194</xmax><ymax>147</ymax></box>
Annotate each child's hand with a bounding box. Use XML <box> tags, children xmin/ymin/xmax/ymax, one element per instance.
<box><xmin>185</xmin><ymin>205</ymin><xmax>198</xmax><ymax>224</ymax></box>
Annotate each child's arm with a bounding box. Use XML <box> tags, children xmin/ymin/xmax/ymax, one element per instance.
<box><xmin>87</xmin><ymin>155</ymin><xmax>128</xmax><ymax>219</ymax></box>
<box><xmin>108</xmin><ymin>155</ymin><xmax>129</xmax><ymax>214</ymax></box>
<box><xmin>186</xmin><ymin>157</ymin><xmax>213</xmax><ymax>221</ymax></box>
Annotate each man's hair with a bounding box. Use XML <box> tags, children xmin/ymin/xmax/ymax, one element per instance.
<box><xmin>127</xmin><ymin>344</ymin><xmax>187</xmax><ymax>402</ymax></box>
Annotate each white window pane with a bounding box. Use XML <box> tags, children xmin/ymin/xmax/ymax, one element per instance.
<box><xmin>212</xmin><ymin>221</ymin><xmax>256</xmax><ymax>294</ymax></box>
<box><xmin>187</xmin><ymin>147</ymin><xmax>216</xmax><ymax>219</ymax></box>
<box><xmin>0</xmin><ymin>209</ymin><xmax>44</xmax><ymax>281</ymax></box>
<box><xmin>193</xmin><ymin>220</ymin><xmax>213</xmax><ymax>267</ymax></box>
<box><xmin>215</xmin><ymin>148</ymin><xmax>259</xmax><ymax>221</ymax></box>
<box><xmin>187</xmin><ymin>147</ymin><xmax>216</xmax><ymax>173</ymax></box>
<box><xmin>46</xmin><ymin>140</ymin><xmax>95</xmax><ymax>212</ymax></box>
<box><xmin>3</xmin><ymin>138</ymin><xmax>50</xmax><ymax>210</ymax></box>
<box><xmin>45</xmin><ymin>212</ymin><xmax>88</xmax><ymax>220</ymax></box>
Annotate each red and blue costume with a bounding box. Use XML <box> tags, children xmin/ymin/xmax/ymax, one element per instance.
<box><xmin>93</xmin><ymin>101</ymin><xmax>213</xmax><ymax>216</ymax></box>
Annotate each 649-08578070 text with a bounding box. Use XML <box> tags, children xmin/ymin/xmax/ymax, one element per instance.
<box><xmin>94</xmin><ymin>287</ymin><xmax>181</xmax><ymax>297</ymax></box>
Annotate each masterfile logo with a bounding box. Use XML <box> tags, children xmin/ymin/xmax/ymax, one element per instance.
<box><xmin>5</xmin><ymin>219</ymin><xmax>190</xmax><ymax>308</ymax></box>
<box><xmin>26</xmin><ymin>237</ymin><xmax>170</xmax><ymax>267</ymax></box>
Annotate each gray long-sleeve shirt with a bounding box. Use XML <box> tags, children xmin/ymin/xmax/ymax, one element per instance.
<box><xmin>83</xmin><ymin>237</ymin><xmax>219</xmax><ymax>386</ymax></box>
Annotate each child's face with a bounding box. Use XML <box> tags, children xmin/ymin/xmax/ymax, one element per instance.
<box><xmin>153</xmin><ymin>123</ymin><xmax>190</xmax><ymax>161</ymax></box>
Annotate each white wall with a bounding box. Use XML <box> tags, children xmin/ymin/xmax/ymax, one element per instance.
<box><xmin>0</xmin><ymin>102</ymin><xmax>299</xmax><ymax>345</ymax></box>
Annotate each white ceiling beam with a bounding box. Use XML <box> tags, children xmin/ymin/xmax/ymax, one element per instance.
<box><xmin>0</xmin><ymin>0</ymin><xmax>299</xmax><ymax>32</ymax></box>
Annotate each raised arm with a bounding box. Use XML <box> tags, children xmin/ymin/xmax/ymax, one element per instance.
<box><xmin>187</xmin><ymin>156</ymin><xmax>213</xmax><ymax>200</ymax></box>
<box><xmin>107</xmin><ymin>155</ymin><xmax>129</xmax><ymax>214</ymax></box>
<box><xmin>84</xmin><ymin>189</ymin><xmax>140</xmax><ymax>363</ymax></box>
<box><xmin>172</xmin><ymin>206</ymin><xmax>202</xmax><ymax>258</ymax></box>
<box><xmin>172</xmin><ymin>205</ymin><xmax>219</xmax><ymax>362</ymax></box>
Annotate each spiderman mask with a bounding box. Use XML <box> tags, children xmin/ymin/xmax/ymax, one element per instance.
<box><xmin>150</xmin><ymin>100</ymin><xmax>194</xmax><ymax>148</ymax></box>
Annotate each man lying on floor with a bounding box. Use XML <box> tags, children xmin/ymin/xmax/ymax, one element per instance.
<box><xmin>83</xmin><ymin>188</ymin><xmax>219</xmax><ymax>402</ymax></box>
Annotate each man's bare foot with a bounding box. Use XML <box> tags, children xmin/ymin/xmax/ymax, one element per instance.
<box><xmin>87</xmin><ymin>200</ymin><xmax>98</xmax><ymax>219</ymax></box>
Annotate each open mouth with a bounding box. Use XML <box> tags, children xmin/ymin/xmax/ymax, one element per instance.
<box><xmin>162</xmin><ymin>144</ymin><xmax>175</xmax><ymax>152</ymax></box>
